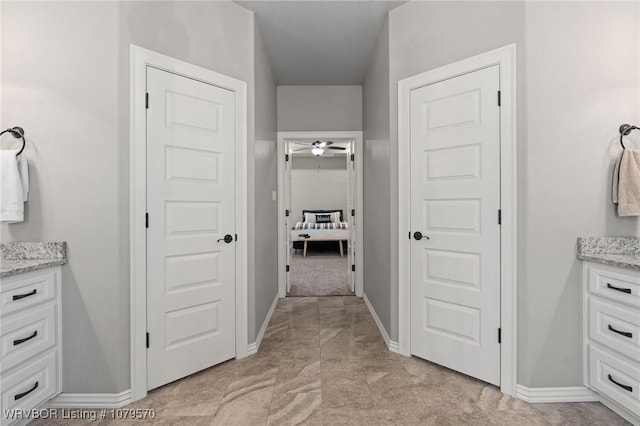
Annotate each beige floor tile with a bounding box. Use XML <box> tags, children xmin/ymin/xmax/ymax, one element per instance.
<box><xmin>322</xmin><ymin>377</ymin><xmax>375</xmax><ymax>410</ymax></box>
<box><xmin>275</xmin><ymin>359</ymin><xmax>322</xmax><ymax>394</ymax></box>
<box><xmin>211</xmin><ymin>373</ymin><xmax>276</xmax><ymax>426</ymax></box>
<box><xmin>321</xmin><ymin>408</ymin><xmax>394</xmax><ymax>426</ymax></box>
<box><xmin>530</xmin><ymin>401</ymin><xmax>630</xmax><ymax>426</ymax></box>
<box><xmin>44</xmin><ymin>297</ymin><xmax>630</xmax><ymax>426</ymax></box>
<box><xmin>267</xmin><ymin>392</ymin><xmax>322</xmax><ymax>426</ymax></box>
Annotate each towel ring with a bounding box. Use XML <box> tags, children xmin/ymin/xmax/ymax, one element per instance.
<box><xmin>0</xmin><ymin>127</ymin><xmax>26</xmax><ymax>157</ymax></box>
<box><xmin>619</xmin><ymin>124</ymin><xmax>639</xmax><ymax>149</ymax></box>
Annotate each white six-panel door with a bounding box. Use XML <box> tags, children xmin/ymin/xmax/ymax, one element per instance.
<box><xmin>410</xmin><ymin>65</ymin><xmax>501</xmax><ymax>386</ymax></box>
<box><xmin>146</xmin><ymin>66</ymin><xmax>236</xmax><ymax>390</ymax></box>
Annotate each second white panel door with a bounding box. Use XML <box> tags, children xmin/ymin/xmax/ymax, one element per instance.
<box><xmin>410</xmin><ymin>65</ymin><xmax>501</xmax><ymax>386</ymax></box>
<box><xmin>146</xmin><ymin>66</ymin><xmax>236</xmax><ymax>390</ymax></box>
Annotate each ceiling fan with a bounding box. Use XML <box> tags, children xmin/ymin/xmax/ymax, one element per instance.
<box><xmin>292</xmin><ymin>140</ymin><xmax>346</xmax><ymax>156</ymax></box>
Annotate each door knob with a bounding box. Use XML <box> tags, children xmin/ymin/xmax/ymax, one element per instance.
<box><xmin>217</xmin><ymin>234</ymin><xmax>233</xmax><ymax>244</ymax></box>
<box><xmin>413</xmin><ymin>232</ymin><xmax>429</xmax><ymax>241</ymax></box>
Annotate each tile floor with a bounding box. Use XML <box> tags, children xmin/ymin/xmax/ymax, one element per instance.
<box><xmin>34</xmin><ymin>296</ymin><xmax>629</xmax><ymax>425</ymax></box>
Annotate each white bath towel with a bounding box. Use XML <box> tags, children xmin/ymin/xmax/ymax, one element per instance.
<box><xmin>617</xmin><ymin>148</ymin><xmax>640</xmax><ymax>216</ymax></box>
<box><xmin>0</xmin><ymin>150</ymin><xmax>29</xmax><ymax>222</ymax></box>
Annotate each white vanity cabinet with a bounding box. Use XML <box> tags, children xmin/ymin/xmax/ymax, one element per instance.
<box><xmin>0</xmin><ymin>267</ymin><xmax>62</xmax><ymax>426</ymax></box>
<box><xmin>583</xmin><ymin>261</ymin><xmax>640</xmax><ymax>425</ymax></box>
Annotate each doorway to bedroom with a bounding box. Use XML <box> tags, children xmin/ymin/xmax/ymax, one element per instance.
<box><xmin>277</xmin><ymin>131</ymin><xmax>363</xmax><ymax>298</ymax></box>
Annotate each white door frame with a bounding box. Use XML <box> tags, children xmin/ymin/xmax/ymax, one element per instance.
<box><xmin>129</xmin><ymin>45</ymin><xmax>248</xmax><ymax>402</ymax></box>
<box><xmin>398</xmin><ymin>44</ymin><xmax>517</xmax><ymax>396</ymax></box>
<box><xmin>277</xmin><ymin>131</ymin><xmax>364</xmax><ymax>298</ymax></box>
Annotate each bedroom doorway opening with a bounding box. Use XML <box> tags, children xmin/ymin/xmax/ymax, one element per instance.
<box><xmin>277</xmin><ymin>131</ymin><xmax>363</xmax><ymax>298</ymax></box>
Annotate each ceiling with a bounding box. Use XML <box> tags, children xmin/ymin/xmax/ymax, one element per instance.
<box><xmin>235</xmin><ymin>1</ymin><xmax>406</xmax><ymax>85</ymax></box>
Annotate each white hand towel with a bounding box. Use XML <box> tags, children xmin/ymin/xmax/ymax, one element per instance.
<box><xmin>17</xmin><ymin>154</ymin><xmax>29</xmax><ymax>202</ymax></box>
<box><xmin>617</xmin><ymin>148</ymin><xmax>640</xmax><ymax>216</ymax></box>
<box><xmin>0</xmin><ymin>150</ymin><xmax>28</xmax><ymax>223</ymax></box>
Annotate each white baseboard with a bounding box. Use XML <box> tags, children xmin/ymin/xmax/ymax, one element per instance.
<box><xmin>247</xmin><ymin>294</ymin><xmax>279</xmax><ymax>355</ymax></box>
<box><xmin>363</xmin><ymin>293</ymin><xmax>399</xmax><ymax>353</ymax></box>
<box><xmin>48</xmin><ymin>390</ymin><xmax>132</xmax><ymax>408</ymax></box>
<box><xmin>515</xmin><ymin>385</ymin><xmax>599</xmax><ymax>403</ymax></box>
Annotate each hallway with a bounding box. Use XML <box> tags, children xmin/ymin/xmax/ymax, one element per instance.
<box><xmin>36</xmin><ymin>296</ymin><xmax>628</xmax><ymax>425</ymax></box>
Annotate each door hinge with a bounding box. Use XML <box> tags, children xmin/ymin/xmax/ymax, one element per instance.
<box><xmin>498</xmin><ymin>209</ymin><xmax>502</xmax><ymax>225</ymax></box>
<box><xmin>351</xmin><ymin>209</ymin><xmax>355</xmax><ymax>217</ymax></box>
<box><xmin>350</xmin><ymin>153</ymin><xmax>355</xmax><ymax>162</ymax></box>
<box><xmin>146</xmin><ymin>92</ymin><xmax>149</xmax><ymax>109</ymax></box>
<box><xmin>145</xmin><ymin>213</ymin><xmax>149</xmax><ymax>228</ymax></box>
<box><xmin>351</xmin><ymin>265</ymin><xmax>356</xmax><ymax>272</ymax></box>
<box><xmin>497</xmin><ymin>90</ymin><xmax>501</xmax><ymax>107</ymax></box>
<box><xmin>285</xmin><ymin>154</ymin><xmax>289</xmax><ymax>162</ymax></box>
<box><xmin>146</xmin><ymin>332</ymin><xmax>150</xmax><ymax>348</ymax></box>
<box><xmin>285</xmin><ymin>209</ymin><xmax>290</xmax><ymax>217</ymax></box>
<box><xmin>498</xmin><ymin>328</ymin><xmax>502</xmax><ymax>344</ymax></box>
<box><xmin>286</xmin><ymin>265</ymin><xmax>290</xmax><ymax>272</ymax></box>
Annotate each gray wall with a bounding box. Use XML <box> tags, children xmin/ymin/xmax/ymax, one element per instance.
<box><xmin>277</xmin><ymin>86</ymin><xmax>362</xmax><ymax>131</ymax></box>
<box><xmin>363</xmin><ymin>0</ymin><xmax>639</xmax><ymax>388</ymax></box>
<box><xmin>252</xmin><ymin>27</ymin><xmax>279</xmax><ymax>340</ymax></box>
<box><xmin>362</xmin><ymin>19</ymin><xmax>392</xmax><ymax>336</ymax></box>
<box><xmin>519</xmin><ymin>1</ymin><xmax>639</xmax><ymax>387</ymax></box>
<box><xmin>0</xmin><ymin>1</ymin><xmax>274</xmax><ymax>393</ymax></box>
<box><xmin>1</xmin><ymin>1</ymin><xmax>126</xmax><ymax>393</ymax></box>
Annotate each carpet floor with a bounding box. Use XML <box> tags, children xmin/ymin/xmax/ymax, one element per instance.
<box><xmin>289</xmin><ymin>252</ymin><xmax>352</xmax><ymax>296</ymax></box>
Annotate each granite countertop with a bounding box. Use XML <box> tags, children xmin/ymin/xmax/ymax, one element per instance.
<box><xmin>577</xmin><ymin>237</ymin><xmax>640</xmax><ymax>271</ymax></box>
<box><xmin>0</xmin><ymin>242</ymin><xmax>67</xmax><ymax>277</ymax></box>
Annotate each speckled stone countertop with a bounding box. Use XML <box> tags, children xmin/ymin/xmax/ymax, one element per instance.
<box><xmin>0</xmin><ymin>242</ymin><xmax>67</xmax><ymax>277</ymax></box>
<box><xmin>577</xmin><ymin>237</ymin><xmax>640</xmax><ymax>271</ymax></box>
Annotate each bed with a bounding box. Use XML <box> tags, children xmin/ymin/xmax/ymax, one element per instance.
<box><xmin>291</xmin><ymin>209</ymin><xmax>350</xmax><ymax>253</ymax></box>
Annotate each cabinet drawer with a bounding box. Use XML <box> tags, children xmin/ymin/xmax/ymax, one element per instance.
<box><xmin>1</xmin><ymin>303</ymin><xmax>57</xmax><ymax>373</ymax></box>
<box><xmin>1</xmin><ymin>351</ymin><xmax>57</xmax><ymax>426</ymax></box>
<box><xmin>589</xmin><ymin>296</ymin><xmax>639</xmax><ymax>362</ymax></box>
<box><xmin>588</xmin><ymin>344</ymin><xmax>640</xmax><ymax>417</ymax></box>
<box><xmin>588</xmin><ymin>264</ymin><xmax>640</xmax><ymax>309</ymax></box>
<box><xmin>0</xmin><ymin>270</ymin><xmax>56</xmax><ymax>316</ymax></box>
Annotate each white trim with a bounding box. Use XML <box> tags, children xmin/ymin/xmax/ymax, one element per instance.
<box><xmin>48</xmin><ymin>391</ymin><xmax>132</xmax><ymax>409</ymax></box>
<box><xmin>363</xmin><ymin>293</ymin><xmax>401</xmax><ymax>355</ymax></box>
<box><xmin>129</xmin><ymin>45</ymin><xmax>248</xmax><ymax>403</ymax></box>
<box><xmin>246</xmin><ymin>342</ymin><xmax>258</xmax><ymax>355</ymax></box>
<box><xmin>247</xmin><ymin>295</ymin><xmax>279</xmax><ymax>355</ymax></box>
<box><xmin>398</xmin><ymin>44</ymin><xmax>517</xmax><ymax>396</ymax></box>
<box><xmin>515</xmin><ymin>385</ymin><xmax>599</xmax><ymax>404</ymax></box>
<box><xmin>363</xmin><ymin>293</ymin><xmax>392</xmax><ymax>349</ymax></box>
<box><xmin>276</xmin><ymin>131</ymin><xmax>364</xmax><ymax>298</ymax></box>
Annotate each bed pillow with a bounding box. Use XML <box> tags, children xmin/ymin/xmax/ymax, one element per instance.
<box><xmin>315</xmin><ymin>214</ymin><xmax>332</xmax><ymax>223</ymax></box>
<box><xmin>302</xmin><ymin>209</ymin><xmax>344</xmax><ymax>222</ymax></box>
<box><xmin>303</xmin><ymin>212</ymin><xmax>317</xmax><ymax>223</ymax></box>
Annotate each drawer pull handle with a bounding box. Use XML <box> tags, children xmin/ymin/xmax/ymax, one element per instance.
<box><xmin>12</xmin><ymin>289</ymin><xmax>37</xmax><ymax>300</ymax></box>
<box><xmin>608</xmin><ymin>375</ymin><xmax>633</xmax><ymax>393</ymax></box>
<box><xmin>13</xmin><ymin>330</ymin><xmax>38</xmax><ymax>346</ymax></box>
<box><xmin>608</xmin><ymin>325</ymin><xmax>633</xmax><ymax>339</ymax></box>
<box><xmin>14</xmin><ymin>381</ymin><xmax>39</xmax><ymax>401</ymax></box>
<box><xmin>607</xmin><ymin>283</ymin><xmax>631</xmax><ymax>294</ymax></box>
